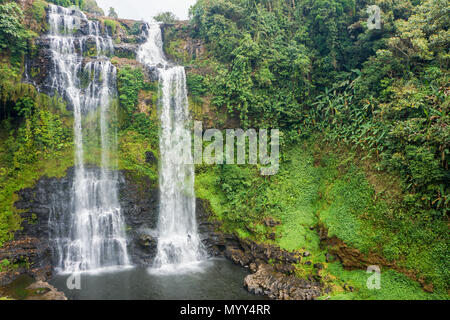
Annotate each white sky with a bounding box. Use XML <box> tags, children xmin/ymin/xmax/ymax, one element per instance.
<box><xmin>96</xmin><ymin>0</ymin><xmax>197</xmax><ymax>21</ymax></box>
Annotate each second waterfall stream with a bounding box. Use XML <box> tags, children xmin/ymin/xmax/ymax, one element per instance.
<box><xmin>138</xmin><ymin>24</ymin><xmax>205</xmax><ymax>273</ymax></box>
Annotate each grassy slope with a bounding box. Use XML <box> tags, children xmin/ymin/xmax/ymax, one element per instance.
<box><xmin>195</xmin><ymin>138</ymin><xmax>449</xmax><ymax>300</ymax></box>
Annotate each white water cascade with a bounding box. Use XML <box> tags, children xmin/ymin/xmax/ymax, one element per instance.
<box><xmin>138</xmin><ymin>24</ymin><xmax>205</xmax><ymax>273</ymax></box>
<box><xmin>46</xmin><ymin>5</ymin><xmax>129</xmax><ymax>273</ymax></box>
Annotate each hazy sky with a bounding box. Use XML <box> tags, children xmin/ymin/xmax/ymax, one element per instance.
<box><xmin>96</xmin><ymin>0</ymin><xmax>197</xmax><ymax>21</ymax></box>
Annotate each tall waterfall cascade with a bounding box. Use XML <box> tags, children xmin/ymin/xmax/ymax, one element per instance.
<box><xmin>138</xmin><ymin>24</ymin><xmax>205</xmax><ymax>273</ymax></box>
<box><xmin>46</xmin><ymin>5</ymin><xmax>130</xmax><ymax>273</ymax></box>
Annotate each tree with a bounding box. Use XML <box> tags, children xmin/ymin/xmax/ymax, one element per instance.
<box><xmin>108</xmin><ymin>7</ymin><xmax>118</xmax><ymax>18</ymax></box>
<box><xmin>154</xmin><ymin>11</ymin><xmax>178</xmax><ymax>24</ymax></box>
<box><xmin>83</xmin><ymin>0</ymin><xmax>104</xmax><ymax>16</ymax></box>
<box><xmin>0</xmin><ymin>2</ymin><xmax>28</xmax><ymax>56</ymax></box>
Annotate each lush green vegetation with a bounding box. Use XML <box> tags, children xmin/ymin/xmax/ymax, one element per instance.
<box><xmin>27</xmin><ymin>0</ymin><xmax>48</xmax><ymax>31</ymax></box>
<box><xmin>0</xmin><ymin>1</ymin><xmax>75</xmax><ymax>247</ymax></box>
<box><xmin>0</xmin><ymin>61</ymin><xmax>73</xmax><ymax>246</ymax></box>
<box><xmin>103</xmin><ymin>19</ymin><xmax>118</xmax><ymax>36</ymax></box>
<box><xmin>116</xmin><ymin>65</ymin><xmax>159</xmax><ymax>183</ymax></box>
<box><xmin>0</xmin><ymin>2</ymin><xmax>31</xmax><ymax>59</ymax></box>
<box><xmin>117</xmin><ymin>66</ymin><xmax>147</xmax><ymax>119</ymax></box>
<box><xmin>179</xmin><ymin>0</ymin><xmax>449</xmax><ymax>297</ymax></box>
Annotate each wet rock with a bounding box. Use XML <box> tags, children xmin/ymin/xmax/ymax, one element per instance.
<box><xmin>244</xmin><ymin>264</ymin><xmax>322</xmax><ymax>300</ymax></box>
<box><xmin>118</xmin><ymin>171</ymin><xmax>159</xmax><ymax>266</ymax></box>
<box><xmin>196</xmin><ymin>198</ymin><xmax>227</xmax><ymax>257</ymax></box>
<box><xmin>144</xmin><ymin>65</ymin><xmax>159</xmax><ymax>82</ymax></box>
<box><xmin>26</xmin><ymin>281</ymin><xmax>67</xmax><ymax>300</ymax></box>
<box><xmin>194</xmin><ymin>202</ymin><xmax>322</xmax><ymax>300</ymax></box>
<box><xmin>113</xmin><ymin>43</ymin><xmax>138</xmax><ymax>59</ymax></box>
<box><xmin>263</xmin><ymin>217</ymin><xmax>280</xmax><ymax>228</ymax></box>
<box><xmin>249</xmin><ymin>263</ymin><xmax>258</xmax><ymax>273</ymax></box>
<box><xmin>1</xmin><ymin>166</ymin><xmax>162</xmax><ymax>282</ymax></box>
<box><xmin>132</xmin><ymin>232</ymin><xmax>158</xmax><ymax>263</ymax></box>
<box><xmin>0</xmin><ymin>171</ymin><xmax>65</xmax><ymax>286</ymax></box>
<box><xmin>225</xmin><ymin>247</ymin><xmax>251</xmax><ymax>267</ymax></box>
<box><xmin>78</xmin><ymin>20</ymin><xmax>91</xmax><ymax>36</ymax></box>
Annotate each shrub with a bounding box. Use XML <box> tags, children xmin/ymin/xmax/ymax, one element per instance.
<box><xmin>117</xmin><ymin>66</ymin><xmax>145</xmax><ymax>118</ymax></box>
<box><xmin>0</xmin><ymin>2</ymin><xmax>29</xmax><ymax>56</ymax></box>
<box><xmin>31</xmin><ymin>0</ymin><xmax>47</xmax><ymax>24</ymax></box>
<box><xmin>104</xmin><ymin>19</ymin><xmax>117</xmax><ymax>36</ymax></box>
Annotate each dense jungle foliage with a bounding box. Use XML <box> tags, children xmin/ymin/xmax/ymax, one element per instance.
<box><xmin>0</xmin><ymin>0</ymin><xmax>74</xmax><ymax>246</ymax></box>
<box><xmin>184</xmin><ymin>0</ymin><xmax>449</xmax><ymax>218</ymax></box>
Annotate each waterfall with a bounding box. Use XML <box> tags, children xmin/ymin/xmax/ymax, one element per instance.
<box><xmin>46</xmin><ymin>5</ymin><xmax>129</xmax><ymax>273</ymax></box>
<box><xmin>138</xmin><ymin>24</ymin><xmax>205</xmax><ymax>273</ymax></box>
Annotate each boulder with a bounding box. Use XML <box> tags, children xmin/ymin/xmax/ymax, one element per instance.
<box><xmin>26</xmin><ymin>281</ymin><xmax>67</xmax><ymax>300</ymax></box>
<box><xmin>244</xmin><ymin>264</ymin><xmax>322</xmax><ymax>300</ymax></box>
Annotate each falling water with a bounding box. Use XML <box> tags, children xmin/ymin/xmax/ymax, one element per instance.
<box><xmin>138</xmin><ymin>24</ymin><xmax>205</xmax><ymax>273</ymax></box>
<box><xmin>46</xmin><ymin>5</ymin><xmax>129</xmax><ymax>273</ymax></box>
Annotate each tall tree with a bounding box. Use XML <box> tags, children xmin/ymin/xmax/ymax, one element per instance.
<box><xmin>154</xmin><ymin>11</ymin><xmax>178</xmax><ymax>23</ymax></box>
<box><xmin>108</xmin><ymin>7</ymin><xmax>118</xmax><ymax>18</ymax></box>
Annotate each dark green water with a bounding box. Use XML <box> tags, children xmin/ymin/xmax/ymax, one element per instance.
<box><xmin>50</xmin><ymin>258</ymin><xmax>263</xmax><ymax>300</ymax></box>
